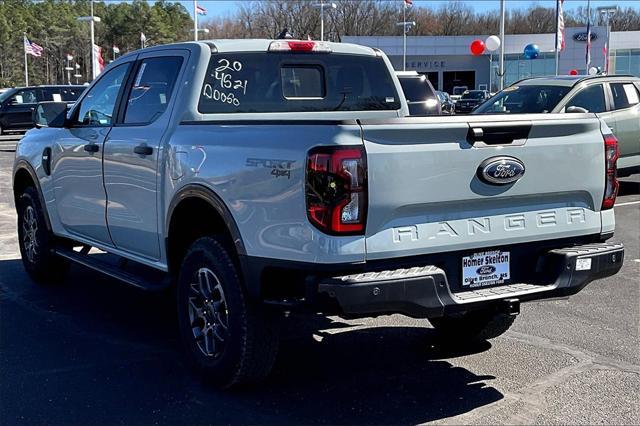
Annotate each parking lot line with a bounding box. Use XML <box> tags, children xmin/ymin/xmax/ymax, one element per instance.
<box><xmin>614</xmin><ymin>201</ymin><xmax>640</xmax><ymax>207</ymax></box>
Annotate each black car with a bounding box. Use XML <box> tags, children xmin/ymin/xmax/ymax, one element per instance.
<box><xmin>0</xmin><ymin>85</ymin><xmax>85</xmax><ymax>134</ymax></box>
<box><xmin>436</xmin><ymin>90</ymin><xmax>455</xmax><ymax>114</ymax></box>
<box><xmin>454</xmin><ymin>90</ymin><xmax>491</xmax><ymax>114</ymax></box>
<box><xmin>395</xmin><ymin>71</ymin><xmax>441</xmax><ymax>116</ymax></box>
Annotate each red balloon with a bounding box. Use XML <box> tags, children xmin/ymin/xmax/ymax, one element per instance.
<box><xmin>470</xmin><ymin>39</ymin><xmax>485</xmax><ymax>56</ymax></box>
<box><xmin>569</xmin><ymin>69</ymin><xmax>579</xmax><ymax>75</ymax></box>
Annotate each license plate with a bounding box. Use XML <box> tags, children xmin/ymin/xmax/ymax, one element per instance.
<box><xmin>462</xmin><ymin>250</ymin><xmax>510</xmax><ymax>288</ymax></box>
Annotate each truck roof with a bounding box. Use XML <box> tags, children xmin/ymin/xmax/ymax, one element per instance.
<box><xmin>514</xmin><ymin>74</ymin><xmax>639</xmax><ymax>87</ymax></box>
<box><xmin>124</xmin><ymin>39</ymin><xmax>379</xmax><ymax>57</ymax></box>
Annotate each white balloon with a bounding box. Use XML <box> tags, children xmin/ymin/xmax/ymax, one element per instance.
<box><xmin>588</xmin><ymin>66</ymin><xmax>598</xmax><ymax>76</ymax></box>
<box><xmin>485</xmin><ymin>35</ymin><xmax>501</xmax><ymax>52</ymax></box>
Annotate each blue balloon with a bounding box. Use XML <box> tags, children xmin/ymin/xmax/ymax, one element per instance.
<box><xmin>523</xmin><ymin>43</ymin><xmax>540</xmax><ymax>59</ymax></box>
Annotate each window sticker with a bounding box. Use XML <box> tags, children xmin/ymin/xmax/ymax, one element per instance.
<box><xmin>134</xmin><ymin>63</ymin><xmax>147</xmax><ymax>87</ymax></box>
<box><xmin>52</xmin><ymin>93</ymin><xmax>62</xmax><ymax>102</ymax></box>
<box><xmin>623</xmin><ymin>84</ymin><xmax>639</xmax><ymax>105</ymax></box>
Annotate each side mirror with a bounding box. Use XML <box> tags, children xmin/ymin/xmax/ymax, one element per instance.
<box><xmin>33</xmin><ymin>101</ymin><xmax>70</xmax><ymax>128</ymax></box>
<box><xmin>566</xmin><ymin>105</ymin><xmax>588</xmax><ymax>113</ymax></box>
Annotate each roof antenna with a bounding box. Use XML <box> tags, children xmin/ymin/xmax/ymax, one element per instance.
<box><xmin>277</xmin><ymin>28</ymin><xmax>294</xmax><ymax>39</ymax></box>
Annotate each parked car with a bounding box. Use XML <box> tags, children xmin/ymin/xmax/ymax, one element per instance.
<box><xmin>473</xmin><ymin>75</ymin><xmax>640</xmax><ymax>176</ymax></box>
<box><xmin>436</xmin><ymin>90</ymin><xmax>455</xmax><ymax>114</ymax></box>
<box><xmin>395</xmin><ymin>71</ymin><xmax>441</xmax><ymax>116</ymax></box>
<box><xmin>14</xmin><ymin>39</ymin><xmax>624</xmax><ymax>388</ymax></box>
<box><xmin>449</xmin><ymin>85</ymin><xmax>468</xmax><ymax>103</ymax></box>
<box><xmin>0</xmin><ymin>85</ymin><xmax>85</xmax><ymax>134</ymax></box>
<box><xmin>455</xmin><ymin>89</ymin><xmax>491</xmax><ymax>114</ymax></box>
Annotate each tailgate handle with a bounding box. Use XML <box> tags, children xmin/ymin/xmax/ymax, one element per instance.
<box><xmin>467</xmin><ymin>124</ymin><xmax>532</xmax><ymax>145</ymax></box>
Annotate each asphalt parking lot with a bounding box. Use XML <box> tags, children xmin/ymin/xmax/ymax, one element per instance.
<box><xmin>0</xmin><ymin>145</ymin><xmax>638</xmax><ymax>425</ymax></box>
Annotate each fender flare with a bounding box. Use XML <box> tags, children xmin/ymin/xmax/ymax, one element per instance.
<box><xmin>165</xmin><ymin>184</ymin><xmax>247</xmax><ymax>256</ymax></box>
<box><xmin>13</xmin><ymin>160</ymin><xmax>52</xmax><ymax>232</ymax></box>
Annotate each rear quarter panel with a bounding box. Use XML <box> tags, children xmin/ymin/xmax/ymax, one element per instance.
<box><xmin>164</xmin><ymin>122</ymin><xmax>367</xmax><ymax>263</ymax></box>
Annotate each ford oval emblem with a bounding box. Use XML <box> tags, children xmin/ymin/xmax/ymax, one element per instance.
<box><xmin>478</xmin><ymin>156</ymin><xmax>525</xmax><ymax>185</ymax></box>
<box><xmin>477</xmin><ymin>265</ymin><xmax>496</xmax><ymax>275</ymax></box>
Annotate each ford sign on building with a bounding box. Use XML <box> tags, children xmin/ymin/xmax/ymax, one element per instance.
<box><xmin>344</xmin><ymin>26</ymin><xmax>640</xmax><ymax>93</ymax></box>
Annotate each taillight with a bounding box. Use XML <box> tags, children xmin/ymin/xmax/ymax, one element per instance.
<box><xmin>306</xmin><ymin>146</ymin><xmax>367</xmax><ymax>235</ymax></box>
<box><xmin>602</xmin><ymin>133</ymin><xmax>619</xmax><ymax>210</ymax></box>
<box><xmin>268</xmin><ymin>40</ymin><xmax>332</xmax><ymax>53</ymax></box>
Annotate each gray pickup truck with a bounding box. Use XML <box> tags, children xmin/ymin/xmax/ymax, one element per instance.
<box><xmin>13</xmin><ymin>39</ymin><xmax>624</xmax><ymax>388</ymax></box>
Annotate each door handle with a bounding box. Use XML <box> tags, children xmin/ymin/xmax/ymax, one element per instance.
<box><xmin>83</xmin><ymin>143</ymin><xmax>99</xmax><ymax>153</ymax></box>
<box><xmin>134</xmin><ymin>145</ymin><xmax>153</xmax><ymax>156</ymax></box>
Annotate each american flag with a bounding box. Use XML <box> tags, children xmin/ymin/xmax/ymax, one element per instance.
<box><xmin>24</xmin><ymin>36</ymin><xmax>43</xmax><ymax>57</ymax></box>
<box><xmin>556</xmin><ymin>0</ymin><xmax>565</xmax><ymax>51</ymax></box>
<box><xmin>404</xmin><ymin>0</ymin><xmax>413</xmax><ymax>6</ymax></box>
<box><xmin>196</xmin><ymin>4</ymin><xmax>207</xmax><ymax>15</ymax></box>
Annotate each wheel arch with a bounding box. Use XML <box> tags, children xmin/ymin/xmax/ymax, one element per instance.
<box><xmin>165</xmin><ymin>184</ymin><xmax>247</xmax><ymax>277</ymax></box>
<box><xmin>13</xmin><ymin>160</ymin><xmax>52</xmax><ymax>232</ymax></box>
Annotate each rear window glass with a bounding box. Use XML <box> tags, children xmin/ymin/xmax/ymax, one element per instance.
<box><xmin>397</xmin><ymin>76</ymin><xmax>436</xmax><ymax>102</ymax></box>
<box><xmin>281</xmin><ymin>65</ymin><xmax>324</xmax><ymax>98</ymax></box>
<box><xmin>462</xmin><ymin>91</ymin><xmax>485</xmax><ymax>99</ymax></box>
<box><xmin>474</xmin><ymin>85</ymin><xmax>571</xmax><ymax>114</ymax></box>
<box><xmin>198</xmin><ymin>53</ymin><xmax>400</xmax><ymax>113</ymax></box>
<box><xmin>610</xmin><ymin>82</ymin><xmax>640</xmax><ymax>110</ymax></box>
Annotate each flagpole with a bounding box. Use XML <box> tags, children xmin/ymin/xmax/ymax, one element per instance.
<box><xmin>90</xmin><ymin>0</ymin><xmax>96</xmax><ymax>80</ymax></box>
<box><xmin>498</xmin><ymin>0</ymin><xmax>505</xmax><ymax>90</ymax></box>
<box><xmin>554</xmin><ymin>0</ymin><xmax>560</xmax><ymax>75</ymax></box>
<box><xmin>23</xmin><ymin>33</ymin><xmax>29</xmax><ymax>86</ymax></box>
<box><xmin>403</xmin><ymin>0</ymin><xmax>406</xmax><ymax>71</ymax></box>
<box><xmin>586</xmin><ymin>0</ymin><xmax>591</xmax><ymax>74</ymax></box>
<box><xmin>194</xmin><ymin>0</ymin><xmax>198</xmax><ymax>41</ymax></box>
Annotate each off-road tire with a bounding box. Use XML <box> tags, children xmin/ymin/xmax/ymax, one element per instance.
<box><xmin>17</xmin><ymin>186</ymin><xmax>68</xmax><ymax>283</ymax></box>
<box><xmin>429</xmin><ymin>309</ymin><xmax>516</xmax><ymax>342</ymax></box>
<box><xmin>176</xmin><ymin>236</ymin><xmax>279</xmax><ymax>388</ymax></box>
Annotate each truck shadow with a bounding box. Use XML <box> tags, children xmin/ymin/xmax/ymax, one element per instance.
<box><xmin>618</xmin><ymin>179</ymin><xmax>640</xmax><ymax>196</ymax></box>
<box><xmin>0</xmin><ymin>259</ymin><xmax>502</xmax><ymax>425</ymax></box>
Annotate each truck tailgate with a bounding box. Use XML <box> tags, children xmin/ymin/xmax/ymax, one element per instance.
<box><xmin>360</xmin><ymin>114</ymin><xmax>606</xmax><ymax>260</ymax></box>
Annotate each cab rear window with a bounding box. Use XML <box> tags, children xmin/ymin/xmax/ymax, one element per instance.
<box><xmin>198</xmin><ymin>53</ymin><xmax>400</xmax><ymax>113</ymax></box>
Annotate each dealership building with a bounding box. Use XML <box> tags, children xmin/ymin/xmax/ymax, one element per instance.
<box><xmin>343</xmin><ymin>26</ymin><xmax>640</xmax><ymax>93</ymax></box>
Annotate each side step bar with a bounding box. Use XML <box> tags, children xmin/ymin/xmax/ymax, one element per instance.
<box><xmin>54</xmin><ymin>246</ymin><xmax>171</xmax><ymax>291</ymax></box>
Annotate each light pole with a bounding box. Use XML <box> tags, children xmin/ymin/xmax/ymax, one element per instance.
<box><xmin>498</xmin><ymin>0</ymin><xmax>506</xmax><ymax>90</ymax></box>
<box><xmin>597</xmin><ymin>6</ymin><xmax>616</xmax><ymax>74</ymax></box>
<box><xmin>313</xmin><ymin>1</ymin><xmax>337</xmax><ymax>41</ymax></box>
<box><xmin>77</xmin><ymin>1</ymin><xmax>101</xmax><ymax>81</ymax></box>
<box><xmin>395</xmin><ymin>21</ymin><xmax>415</xmax><ymax>71</ymax></box>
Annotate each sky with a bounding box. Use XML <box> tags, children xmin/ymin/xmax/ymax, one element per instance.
<box><xmin>178</xmin><ymin>0</ymin><xmax>640</xmax><ymax>19</ymax></box>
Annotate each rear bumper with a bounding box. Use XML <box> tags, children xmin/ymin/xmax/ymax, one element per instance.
<box><xmin>317</xmin><ymin>242</ymin><xmax>624</xmax><ymax>318</ymax></box>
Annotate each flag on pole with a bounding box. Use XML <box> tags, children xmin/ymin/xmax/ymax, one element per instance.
<box><xmin>196</xmin><ymin>4</ymin><xmax>207</xmax><ymax>15</ymax></box>
<box><xmin>113</xmin><ymin>46</ymin><xmax>120</xmax><ymax>54</ymax></box>
<box><xmin>404</xmin><ymin>0</ymin><xmax>413</xmax><ymax>6</ymax></box>
<box><xmin>556</xmin><ymin>0</ymin><xmax>565</xmax><ymax>51</ymax></box>
<box><xmin>93</xmin><ymin>44</ymin><xmax>105</xmax><ymax>77</ymax></box>
<box><xmin>66</xmin><ymin>54</ymin><xmax>73</xmax><ymax>61</ymax></box>
<box><xmin>24</xmin><ymin>36</ymin><xmax>44</xmax><ymax>57</ymax></box>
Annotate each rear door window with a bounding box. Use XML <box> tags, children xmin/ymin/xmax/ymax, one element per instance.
<box><xmin>60</xmin><ymin>87</ymin><xmax>84</xmax><ymax>101</ymax></box>
<box><xmin>123</xmin><ymin>56</ymin><xmax>183</xmax><ymax>124</ymax></box>
<box><xmin>40</xmin><ymin>87</ymin><xmax>61</xmax><ymax>101</ymax></box>
<box><xmin>566</xmin><ymin>84</ymin><xmax>606</xmax><ymax>113</ymax></box>
<box><xmin>610</xmin><ymin>82</ymin><xmax>640</xmax><ymax>110</ymax></box>
<box><xmin>198</xmin><ymin>53</ymin><xmax>400</xmax><ymax>113</ymax></box>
